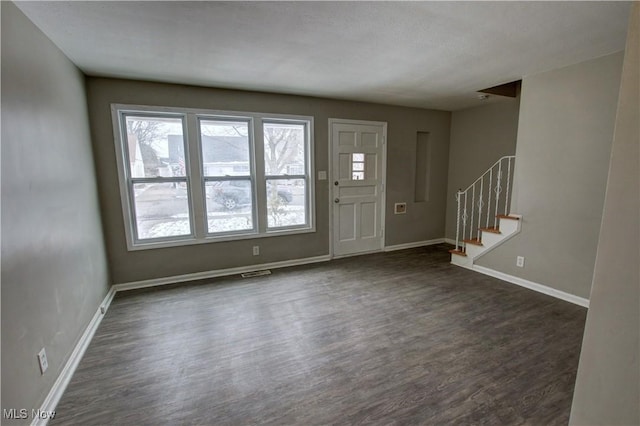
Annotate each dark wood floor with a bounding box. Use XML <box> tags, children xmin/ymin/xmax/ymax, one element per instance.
<box><xmin>51</xmin><ymin>244</ymin><xmax>586</xmax><ymax>425</ymax></box>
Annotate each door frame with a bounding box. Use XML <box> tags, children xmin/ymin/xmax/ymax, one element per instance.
<box><xmin>328</xmin><ymin>118</ymin><xmax>388</xmax><ymax>259</ymax></box>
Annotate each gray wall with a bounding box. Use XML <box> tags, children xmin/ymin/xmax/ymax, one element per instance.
<box><xmin>85</xmin><ymin>78</ymin><xmax>451</xmax><ymax>284</ymax></box>
<box><xmin>570</xmin><ymin>3</ymin><xmax>639</xmax><ymax>424</ymax></box>
<box><xmin>477</xmin><ymin>52</ymin><xmax>624</xmax><ymax>299</ymax></box>
<box><xmin>445</xmin><ymin>99</ymin><xmax>520</xmax><ymax>241</ymax></box>
<box><xmin>1</xmin><ymin>2</ymin><xmax>110</xmax><ymax>422</ymax></box>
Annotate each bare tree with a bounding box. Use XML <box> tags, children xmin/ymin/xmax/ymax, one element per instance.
<box><xmin>264</xmin><ymin>126</ymin><xmax>303</xmax><ymax>175</ymax></box>
<box><xmin>127</xmin><ymin>119</ymin><xmax>162</xmax><ymax>147</ymax></box>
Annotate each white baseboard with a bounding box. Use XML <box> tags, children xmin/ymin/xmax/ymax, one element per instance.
<box><xmin>472</xmin><ymin>264</ymin><xmax>590</xmax><ymax>308</ymax></box>
<box><xmin>384</xmin><ymin>238</ymin><xmax>445</xmax><ymax>252</ymax></box>
<box><xmin>444</xmin><ymin>238</ymin><xmax>457</xmax><ymax>246</ymax></box>
<box><xmin>32</xmin><ymin>287</ymin><xmax>116</xmax><ymax>426</ymax></box>
<box><xmin>114</xmin><ymin>255</ymin><xmax>332</xmax><ymax>292</ymax></box>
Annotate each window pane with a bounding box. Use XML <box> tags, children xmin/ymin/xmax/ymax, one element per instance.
<box><xmin>200</xmin><ymin>120</ymin><xmax>250</xmax><ymax>177</ymax></box>
<box><xmin>125</xmin><ymin>116</ymin><xmax>185</xmax><ymax>178</ymax></box>
<box><xmin>263</xmin><ymin>122</ymin><xmax>305</xmax><ymax>175</ymax></box>
<box><xmin>205</xmin><ymin>180</ymin><xmax>254</xmax><ymax>233</ymax></box>
<box><xmin>266</xmin><ymin>179</ymin><xmax>306</xmax><ymax>228</ymax></box>
<box><xmin>133</xmin><ymin>182</ymin><xmax>191</xmax><ymax>240</ymax></box>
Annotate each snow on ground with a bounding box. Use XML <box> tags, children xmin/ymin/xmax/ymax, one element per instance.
<box><xmin>140</xmin><ymin>208</ymin><xmax>305</xmax><ymax>239</ymax></box>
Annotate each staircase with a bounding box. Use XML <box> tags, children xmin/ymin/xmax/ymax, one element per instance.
<box><xmin>450</xmin><ymin>156</ymin><xmax>521</xmax><ymax>268</ymax></box>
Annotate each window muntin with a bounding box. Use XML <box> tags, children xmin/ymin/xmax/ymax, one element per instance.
<box><xmin>113</xmin><ymin>105</ymin><xmax>314</xmax><ymax>250</ymax></box>
<box><xmin>351</xmin><ymin>153</ymin><xmax>365</xmax><ymax>180</ymax></box>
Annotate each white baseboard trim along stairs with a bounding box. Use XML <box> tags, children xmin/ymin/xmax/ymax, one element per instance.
<box><xmin>449</xmin><ymin>214</ymin><xmax>589</xmax><ymax>308</ymax></box>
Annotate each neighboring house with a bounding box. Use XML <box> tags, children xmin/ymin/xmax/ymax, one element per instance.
<box><xmin>168</xmin><ymin>134</ymin><xmax>250</xmax><ymax>176</ymax></box>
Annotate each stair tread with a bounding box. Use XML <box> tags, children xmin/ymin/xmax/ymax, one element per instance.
<box><xmin>463</xmin><ymin>238</ymin><xmax>483</xmax><ymax>246</ymax></box>
<box><xmin>480</xmin><ymin>226</ymin><xmax>501</xmax><ymax>234</ymax></box>
<box><xmin>496</xmin><ymin>214</ymin><xmax>520</xmax><ymax>220</ymax></box>
<box><xmin>449</xmin><ymin>249</ymin><xmax>467</xmax><ymax>257</ymax></box>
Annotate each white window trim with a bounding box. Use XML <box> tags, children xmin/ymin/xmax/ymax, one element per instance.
<box><xmin>111</xmin><ymin>104</ymin><xmax>315</xmax><ymax>251</ymax></box>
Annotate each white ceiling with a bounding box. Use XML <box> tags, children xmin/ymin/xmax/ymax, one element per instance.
<box><xmin>15</xmin><ymin>1</ymin><xmax>631</xmax><ymax>111</ymax></box>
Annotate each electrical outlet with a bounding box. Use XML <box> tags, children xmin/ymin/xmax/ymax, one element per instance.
<box><xmin>516</xmin><ymin>256</ymin><xmax>525</xmax><ymax>268</ymax></box>
<box><xmin>37</xmin><ymin>348</ymin><xmax>48</xmax><ymax>374</ymax></box>
<box><xmin>253</xmin><ymin>246</ymin><xmax>259</xmax><ymax>256</ymax></box>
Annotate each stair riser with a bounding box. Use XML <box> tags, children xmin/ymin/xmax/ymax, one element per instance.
<box><xmin>499</xmin><ymin>218</ymin><xmax>519</xmax><ymax>235</ymax></box>
<box><xmin>466</xmin><ymin>244</ymin><xmax>484</xmax><ymax>258</ymax></box>
<box><xmin>480</xmin><ymin>232</ymin><xmax>503</xmax><ymax>247</ymax></box>
<box><xmin>451</xmin><ymin>254</ymin><xmax>472</xmax><ymax>268</ymax></box>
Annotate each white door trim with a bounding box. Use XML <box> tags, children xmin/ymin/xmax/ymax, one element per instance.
<box><xmin>328</xmin><ymin>118</ymin><xmax>388</xmax><ymax>259</ymax></box>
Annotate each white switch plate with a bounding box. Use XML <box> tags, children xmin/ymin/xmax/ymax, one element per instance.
<box><xmin>318</xmin><ymin>171</ymin><xmax>327</xmax><ymax>180</ymax></box>
<box><xmin>252</xmin><ymin>246</ymin><xmax>259</xmax><ymax>256</ymax></box>
<box><xmin>37</xmin><ymin>348</ymin><xmax>48</xmax><ymax>374</ymax></box>
<box><xmin>516</xmin><ymin>256</ymin><xmax>525</xmax><ymax>268</ymax></box>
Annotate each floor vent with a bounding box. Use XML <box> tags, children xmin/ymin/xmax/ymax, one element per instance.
<box><xmin>241</xmin><ymin>270</ymin><xmax>272</xmax><ymax>278</ymax></box>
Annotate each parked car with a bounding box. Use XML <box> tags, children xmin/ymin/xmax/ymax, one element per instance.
<box><xmin>208</xmin><ymin>180</ymin><xmax>292</xmax><ymax>210</ymax></box>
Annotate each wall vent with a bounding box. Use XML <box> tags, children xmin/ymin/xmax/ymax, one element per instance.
<box><xmin>241</xmin><ymin>270</ymin><xmax>272</xmax><ymax>278</ymax></box>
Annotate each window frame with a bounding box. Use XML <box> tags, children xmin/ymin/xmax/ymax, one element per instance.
<box><xmin>262</xmin><ymin>119</ymin><xmax>312</xmax><ymax>231</ymax></box>
<box><xmin>111</xmin><ymin>104</ymin><xmax>315</xmax><ymax>251</ymax></box>
<box><xmin>198</xmin><ymin>115</ymin><xmax>258</xmax><ymax>237</ymax></box>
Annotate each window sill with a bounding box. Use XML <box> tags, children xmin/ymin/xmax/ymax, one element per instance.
<box><xmin>126</xmin><ymin>226</ymin><xmax>316</xmax><ymax>251</ymax></box>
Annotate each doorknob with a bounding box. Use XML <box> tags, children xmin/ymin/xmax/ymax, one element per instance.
<box><xmin>334</xmin><ymin>198</ymin><xmax>340</xmax><ymax>203</ymax></box>
<box><xmin>334</xmin><ymin>181</ymin><xmax>339</xmax><ymax>186</ymax></box>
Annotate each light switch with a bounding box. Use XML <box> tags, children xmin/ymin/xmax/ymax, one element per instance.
<box><xmin>318</xmin><ymin>171</ymin><xmax>327</xmax><ymax>180</ymax></box>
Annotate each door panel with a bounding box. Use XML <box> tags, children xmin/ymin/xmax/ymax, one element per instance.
<box><xmin>331</xmin><ymin>120</ymin><xmax>386</xmax><ymax>256</ymax></box>
<box><xmin>360</xmin><ymin>202</ymin><xmax>376</xmax><ymax>238</ymax></box>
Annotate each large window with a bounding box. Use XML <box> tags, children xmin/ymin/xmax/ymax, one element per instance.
<box><xmin>112</xmin><ymin>105</ymin><xmax>314</xmax><ymax>250</ymax></box>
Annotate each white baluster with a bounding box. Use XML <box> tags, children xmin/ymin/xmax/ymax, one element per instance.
<box><xmin>486</xmin><ymin>169</ymin><xmax>492</xmax><ymax>229</ymax></box>
<box><xmin>470</xmin><ymin>185</ymin><xmax>476</xmax><ymax>240</ymax></box>
<box><xmin>455</xmin><ymin>190</ymin><xmax>461</xmax><ymax>251</ymax></box>
<box><xmin>505</xmin><ymin>157</ymin><xmax>512</xmax><ymax>216</ymax></box>
<box><xmin>494</xmin><ymin>161</ymin><xmax>502</xmax><ymax>228</ymax></box>
<box><xmin>462</xmin><ymin>192</ymin><xmax>468</xmax><ymax>243</ymax></box>
<box><xmin>477</xmin><ymin>178</ymin><xmax>483</xmax><ymax>235</ymax></box>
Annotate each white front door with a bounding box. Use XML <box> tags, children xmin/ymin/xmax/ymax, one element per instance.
<box><xmin>330</xmin><ymin>119</ymin><xmax>386</xmax><ymax>257</ymax></box>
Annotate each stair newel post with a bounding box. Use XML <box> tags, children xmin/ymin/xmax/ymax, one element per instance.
<box><xmin>455</xmin><ymin>189</ymin><xmax>461</xmax><ymax>251</ymax></box>
<box><xmin>494</xmin><ymin>161</ymin><xmax>502</xmax><ymax>228</ymax></box>
<box><xmin>486</xmin><ymin>169</ymin><xmax>492</xmax><ymax>229</ymax></box>
<box><xmin>505</xmin><ymin>156</ymin><xmax>512</xmax><ymax>216</ymax></box>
